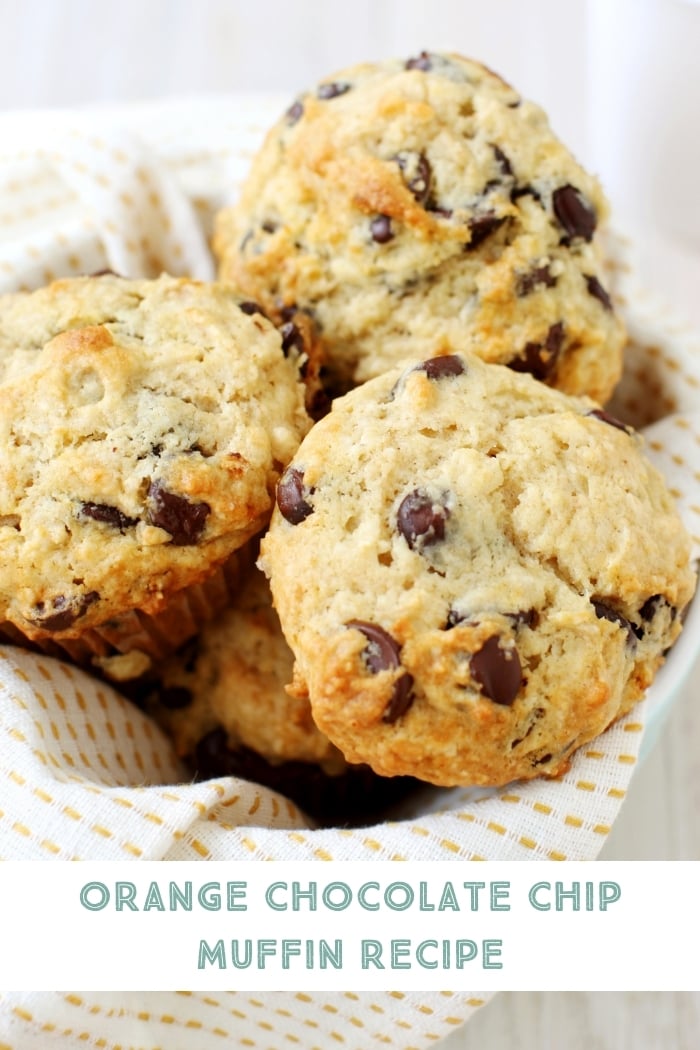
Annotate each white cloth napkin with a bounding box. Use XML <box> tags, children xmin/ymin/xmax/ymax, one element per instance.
<box><xmin>0</xmin><ymin>96</ymin><xmax>698</xmax><ymax>1050</ymax></box>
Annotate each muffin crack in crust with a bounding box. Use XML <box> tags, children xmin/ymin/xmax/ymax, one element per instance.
<box><xmin>261</xmin><ymin>353</ymin><xmax>695</xmax><ymax>787</ymax></box>
<box><xmin>0</xmin><ymin>274</ymin><xmax>311</xmax><ymax>662</ymax></box>
<box><xmin>215</xmin><ymin>52</ymin><xmax>625</xmax><ymax>399</ymax></box>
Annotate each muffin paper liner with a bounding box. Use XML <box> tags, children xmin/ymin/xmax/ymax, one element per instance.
<box><xmin>0</xmin><ymin>552</ymin><xmax>245</xmax><ymax>680</ymax></box>
<box><xmin>0</xmin><ymin>97</ymin><xmax>698</xmax><ymax>1048</ymax></box>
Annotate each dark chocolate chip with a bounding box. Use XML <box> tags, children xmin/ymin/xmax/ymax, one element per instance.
<box><xmin>280</xmin><ymin>321</ymin><xmax>304</xmax><ymax>356</ymax></box>
<box><xmin>277</xmin><ymin>467</ymin><xmax>314</xmax><ymax>525</ymax></box>
<box><xmin>317</xmin><ymin>81</ymin><xmax>351</xmax><ymax>100</ymax></box>
<box><xmin>416</xmin><ymin>354</ymin><xmax>465</xmax><ymax>380</ymax></box>
<box><xmin>238</xmin><ymin>300</ymin><xmax>268</xmax><ymax>318</ymax></box>
<box><xmin>147</xmin><ymin>480</ymin><xmax>210</xmax><ymax>546</ymax></box>
<box><xmin>587</xmin><ymin>408</ymin><xmax>630</xmax><ymax>433</ymax></box>
<box><xmin>397</xmin><ymin>489</ymin><xmax>449</xmax><ymax>551</ymax></box>
<box><xmin>511</xmin><ymin>184</ymin><xmax>542</xmax><ymax>204</ymax></box>
<box><xmin>545</xmin><ymin>320</ymin><xmax>565</xmax><ymax>357</ymax></box>
<box><xmin>492</xmin><ymin>144</ymin><xmax>513</xmax><ymax>177</ymax></box>
<box><xmin>346</xmin><ymin>620</ymin><xmax>414</xmax><ymax>723</ymax></box>
<box><xmin>584</xmin><ymin>274</ymin><xmax>613</xmax><ymax>311</ymax></box>
<box><xmin>640</xmin><ymin>595</ymin><xmax>665</xmax><ymax>622</ymax></box>
<box><xmin>30</xmin><ymin>591</ymin><xmax>99</xmax><ymax>632</ymax></box>
<box><xmin>79</xmin><ymin>501</ymin><xmax>138</xmax><ymax>531</ymax></box>
<box><xmin>428</xmin><ymin>205</ymin><xmax>453</xmax><ymax>219</ymax></box>
<box><xmin>509</xmin><ymin>322</ymin><xmax>564</xmax><ymax>380</ymax></box>
<box><xmin>285</xmin><ymin>100</ymin><xmax>304</xmax><ymax>125</ymax></box>
<box><xmin>592</xmin><ymin>600</ymin><xmax>637</xmax><ymax>644</ymax></box>
<box><xmin>370</xmin><ymin>214</ymin><xmax>394</xmax><ymax>243</ymax></box>
<box><xmin>466</xmin><ymin>212</ymin><xmax>505</xmax><ymax>250</ymax></box>
<box><xmin>394</xmin><ymin>151</ymin><xmax>433</xmax><ymax>205</ymax></box>
<box><xmin>158</xmin><ymin>686</ymin><xmax>194</xmax><ymax>710</ymax></box>
<box><xmin>382</xmin><ymin>672</ymin><xmax>415</xmax><ymax>723</ymax></box>
<box><xmin>516</xmin><ymin>265</ymin><xmax>557</xmax><ymax>297</ymax></box>
<box><xmin>405</xmin><ymin>51</ymin><xmax>433</xmax><ymax>71</ymax></box>
<box><xmin>261</xmin><ymin>220</ymin><xmax>278</xmax><ymax>234</ymax></box>
<box><xmin>553</xmin><ymin>184</ymin><xmax>596</xmax><ymax>242</ymax></box>
<box><xmin>347</xmin><ymin>620</ymin><xmax>401</xmax><ymax>674</ymax></box>
<box><xmin>470</xmin><ymin>635</ymin><xmax>522</xmax><ymax>706</ymax></box>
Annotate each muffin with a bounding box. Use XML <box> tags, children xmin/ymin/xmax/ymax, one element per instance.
<box><xmin>143</xmin><ymin>564</ymin><xmax>420</xmax><ymax>825</ymax></box>
<box><xmin>261</xmin><ymin>351</ymin><xmax>696</xmax><ymax>787</ymax></box>
<box><xmin>0</xmin><ymin>273</ymin><xmax>311</xmax><ymax>676</ymax></box>
<box><xmin>215</xmin><ymin>51</ymin><xmax>625</xmax><ymax>399</ymax></box>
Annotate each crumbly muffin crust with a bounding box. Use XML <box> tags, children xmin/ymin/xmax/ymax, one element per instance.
<box><xmin>0</xmin><ymin>274</ymin><xmax>310</xmax><ymax>647</ymax></box>
<box><xmin>215</xmin><ymin>51</ymin><xmax>625</xmax><ymax>399</ymax></box>
<box><xmin>262</xmin><ymin>352</ymin><xmax>695</xmax><ymax>787</ymax></box>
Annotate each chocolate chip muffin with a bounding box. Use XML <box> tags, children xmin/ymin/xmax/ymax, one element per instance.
<box><xmin>147</xmin><ymin>564</ymin><xmax>345</xmax><ymax>771</ymax></box>
<box><xmin>143</xmin><ymin>564</ymin><xmax>420</xmax><ymax>825</ymax></box>
<box><xmin>261</xmin><ymin>352</ymin><xmax>695</xmax><ymax>787</ymax></box>
<box><xmin>214</xmin><ymin>51</ymin><xmax>625</xmax><ymax>400</ymax></box>
<box><xmin>0</xmin><ymin>274</ymin><xmax>311</xmax><ymax>674</ymax></box>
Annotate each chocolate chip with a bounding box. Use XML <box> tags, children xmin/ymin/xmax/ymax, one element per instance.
<box><xmin>30</xmin><ymin>591</ymin><xmax>99</xmax><ymax>632</ymax></box>
<box><xmin>238</xmin><ymin>300</ymin><xmax>267</xmax><ymax>318</ymax></box>
<box><xmin>382</xmin><ymin>673</ymin><xmax>415</xmax><ymax>723</ymax></box>
<box><xmin>470</xmin><ymin>635</ymin><xmax>522</xmax><ymax>706</ymax></box>
<box><xmin>370</xmin><ymin>215</ymin><xmax>394</xmax><ymax>243</ymax></box>
<box><xmin>147</xmin><ymin>481</ymin><xmax>210</xmax><ymax>545</ymax></box>
<box><xmin>394</xmin><ymin>151</ymin><xmax>432</xmax><ymax>205</ymax></box>
<box><xmin>158</xmin><ymin>686</ymin><xmax>194</xmax><ymax>710</ymax></box>
<box><xmin>466</xmin><ymin>212</ymin><xmax>505</xmax><ymax>250</ymax></box>
<box><xmin>405</xmin><ymin>51</ymin><xmax>433</xmax><ymax>71</ymax></box>
<box><xmin>516</xmin><ymin>265</ymin><xmax>557</xmax><ymax>297</ymax></box>
<box><xmin>317</xmin><ymin>81</ymin><xmax>351</xmax><ymax>100</ymax></box>
<box><xmin>587</xmin><ymin>408</ymin><xmax>630</xmax><ymax>433</ymax></box>
<box><xmin>511</xmin><ymin>184</ymin><xmax>542</xmax><ymax>204</ymax></box>
<box><xmin>285</xmin><ymin>100</ymin><xmax>304</xmax><ymax>125</ymax></box>
<box><xmin>277</xmin><ymin>467</ymin><xmax>314</xmax><ymax>525</ymax></box>
<box><xmin>492</xmin><ymin>145</ymin><xmax>513</xmax><ymax>177</ymax></box>
<box><xmin>552</xmin><ymin>184</ymin><xmax>596</xmax><ymax>242</ymax></box>
<box><xmin>445</xmin><ymin>608</ymin><xmax>469</xmax><ymax>630</ymax></box>
<box><xmin>346</xmin><ymin>620</ymin><xmax>414</xmax><ymax>723</ymax></box>
<box><xmin>416</xmin><ymin>354</ymin><xmax>465</xmax><ymax>380</ymax></box>
<box><xmin>509</xmin><ymin>322</ymin><xmax>564</xmax><ymax>380</ymax></box>
<box><xmin>280</xmin><ymin>321</ymin><xmax>304</xmax><ymax>356</ymax></box>
<box><xmin>397</xmin><ymin>489</ymin><xmax>449</xmax><ymax>551</ymax></box>
<box><xmin>79</xmin><ymin>502</ymin><xmax>138</xmax><ymax>531</ymax></box>
<box><xmin>640</xmin><ymin>595</ymin><xmax>666</xmax><ymax>622</ymax></box>
<box><xmin>592</xmin><ymin>600</ymin><xmax>637</xmax><ymax>644</ymax></box>
<box><xmin>261</xmin><ymin>220</ymin><xmax>278</xmax><ymax>234</ymax></box>
<box><xmin>428</xmin><ymin>205</ymin><xmax>453</xmax><ymax>219</ymax></box>
<box><xmin>585</xmin><ymin>274</ymin><xmax>613</xmax><ymax>311</ymax></box>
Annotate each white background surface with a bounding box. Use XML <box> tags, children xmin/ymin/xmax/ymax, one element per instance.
<box><xmin>2</xmin><ymin>0</ymin><xmax>700</xmax><ymax>1044</ymax></box>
